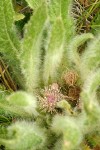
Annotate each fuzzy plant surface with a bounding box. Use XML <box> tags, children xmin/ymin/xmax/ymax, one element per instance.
<box><xmin>0</xmin><ymin>0</ymin><xmax>100</xmax><ymax>150</ymax></box>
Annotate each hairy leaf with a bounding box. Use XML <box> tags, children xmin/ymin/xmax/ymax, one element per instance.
<box><xmin>0</xmin><ymin>121</ymin><xmax>46</xmax><ymax>150</ymax></box>
<box><xmin>21</xmin><ymin>2</ymin><xmax>47</xmax><ymax>91</ymax></box>
<box><xmin>68</xmin><ymin>33</ymin><xmax>93</xmax><ymax>68</ymax></box>
<box><xmin>7</xmin><ymin>91</ymin><xmax>38</xmax><ymax>116</ymax></box>
<box><xmin>43</xmin><ymin>18</ymin><xmax>64</xmax><ymax>84</ymax></box>
<box><xmin>81</xmin><ymin>69</ymin><xmax>100</xmax><ymax>123</ymax></box>
<box><xmin>81</xmin><ymin>35</ymin><xmax>100</xmax><ymax>79</ymax></box>
<box><xmin>0</xmin><ymin>0</ymin><xmax>23</xmax><ymax>87</ymax></box>
<box><xmin>48</xmin><ymin>0</ymin><xmax>75</xmax><ymax>41</ymax></box>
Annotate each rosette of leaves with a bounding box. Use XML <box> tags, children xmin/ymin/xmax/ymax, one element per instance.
<box><xmin>0</xmin><ymin>0</ymin><xmax>100</xmax><ymax>150</ymax></box>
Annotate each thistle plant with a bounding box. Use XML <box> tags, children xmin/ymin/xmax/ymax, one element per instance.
<box><xmin>0</xmin><ymin>0</ymin><xmax>100</xmax><ymax>150</ymax></box>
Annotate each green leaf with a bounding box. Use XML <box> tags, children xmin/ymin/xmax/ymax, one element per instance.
<box><xmin>81</xmin><ymin>69</ymin><xmax>100</xmax><ymax>123</ymax></box>
<box><xmin>47</xmin><ymin>0</ymin><xmax>75</xmax><ymax>41</ymax></box>
<box><xmin>52</xmin><ymin>115</ymin><xmax>82</xmax><ymax>150</ymax></box>
<box><xmin>68</xmin><ymin>33</ymin><xmax>94</xmax><ymax>68</ymax></box>
<box><xmin>0</xmin><ymin>0</ymin><xmax>24</xmax><ymax>87</ymax></box>
<box><xmin>80</xmin><ymin>35</ymin><xmax>100</xmax><ymax>80</ymax></box>
<box><xmin>47</xmin><ymin>0</ymin><xmax>61</xmax><ymax>21</ymax></box>
<box><xmin>0</xmin><ymin>90</ymin><xmax>37</xmax><ymax>118</ymax></box>
<box><xmin>47</xmin><ymin>0</ymin><xmax>75</xmax><ymax>73</ymax></box>
<box><xmin>7</xmin><ymin>91</ymin><xmax>38</xmax><ymax>116</ymax></box>
<box><xmin>0</xmin><ymin>121</ymin><xmax>46</xmax><ymax>150</ymax></box>
<box><xmin>61</xmin><ymin>0</ymin><xmax>75</xmax><ymax>41</ymax></box>
<box><xmin>43</xmin><ymin>18</ymin><xmax>64</xmax><ymax>84</ymax></box>
<box><xmin>21</xmin><ymin>2</ymin><xmax>47</xmax><ymax>91</ymax></box>
<box><xmin>57</xmin><ymin>100</ymin><xmax>73</xmax><ymax>115</ymax></box>
<box><xmin>25</xmin><ymin>0</ymin><xmax>43</xmax><ymax>9</ymax></box>
<box><xmin>15</xmin><ymin>13</ymin><xmax>25</xmax><ymax>21</ymax></box>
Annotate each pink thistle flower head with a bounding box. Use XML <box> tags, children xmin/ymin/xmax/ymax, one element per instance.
<box><xmin>39</xmin><ymin>83</ymin><xmax>61</xmax><ymax>113</ymax></box>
